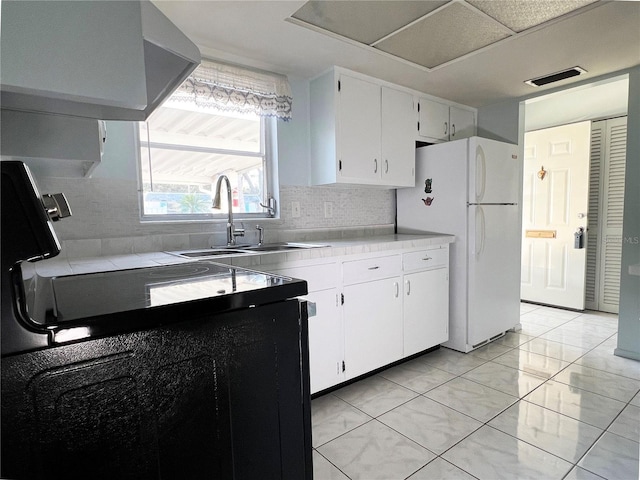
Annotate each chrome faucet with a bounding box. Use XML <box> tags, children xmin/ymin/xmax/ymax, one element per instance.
<box><xmin>212</xmin><ymin>175</ymin><xmax>245</xmax><ymax>246</ymax></box>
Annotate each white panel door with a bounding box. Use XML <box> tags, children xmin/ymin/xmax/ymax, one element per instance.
<box><xmin>521</xmin><ymin>122</ymin><xmax>591</xmax><ymax>310</ymax></box>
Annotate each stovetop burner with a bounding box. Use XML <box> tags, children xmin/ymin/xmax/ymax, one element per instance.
<box><xmin>44</xmin><ymin>260</ymin><xmax>293</xmax><ymax>324</ymax></box>
<box><xmin>144</xmin><ymin>263</ymin><xmax>215</xmax><ymax>279</ymax></box>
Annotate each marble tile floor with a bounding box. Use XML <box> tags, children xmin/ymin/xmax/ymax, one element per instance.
<box><xmin>311</xmin><ymin>303</ymin><xmax>640</xmax><ymax>480</ymax></box>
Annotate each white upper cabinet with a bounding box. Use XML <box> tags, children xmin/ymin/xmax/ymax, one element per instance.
<box><xmin>449</xmin><ymin>106</ymin><xmax>476</xmax><ymax>140</ymax></box>
<box><xmin>310</xmin><ymin>68</ymin><xmax>415</xmax><ymax>188</ymax></box>
<box><xmin>381</xmin><ymin>87</ymin><xmax>416</xmax><ymax>187</ymax></box>
<box><xmin>418</xmin><ymin>98</ymin><xmax>476</xmax><ymax>142</ymax></box>
<box><xmin>337</xmin><ymin>74</ymin><xmax>382</xmax><ymax>183</ymax></box>
<box><xmin>310</xmin><ymin>67</ymin><xmax>476</xmax><ymax>187</ymax></box>
<box><xmin>0</xmin><ymin>0</ymin><xmax>200</xmax><ymax>121</ymax></box>
<box><xmin>418</xmin><ymin>99</ymin><xmax>451</xmax><ymax>141</ymax></box>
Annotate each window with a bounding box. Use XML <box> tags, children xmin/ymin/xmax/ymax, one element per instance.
<box><xmin>139</xmin><ymin>101</ymin><xmax>274</xmax><ymax>219</ymax></box>
<box><xmin>137</xmin><ymin>59</ymin><xmax>292</xmax><ymax>221</ymax></box>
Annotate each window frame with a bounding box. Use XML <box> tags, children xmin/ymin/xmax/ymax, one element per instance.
<box><xmin>136</xmin><ymin>110</ymin><xmax>279</xmax><ymax>223</ymax></box>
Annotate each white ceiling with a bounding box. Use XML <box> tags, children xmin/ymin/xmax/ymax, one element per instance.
<box><xmin>152</xmin><ymin>0</ymin><xmax>640</xmax><ymax>108</ymax></box>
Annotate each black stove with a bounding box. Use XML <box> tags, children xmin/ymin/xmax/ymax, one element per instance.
<box><xmin>1</xmin><ymin>161</ymin><xmax>307</xmax><ymax>355</ymax></box>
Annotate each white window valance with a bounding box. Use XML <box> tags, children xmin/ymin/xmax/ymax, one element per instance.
<box><xmin>170</xmin><ymin>59</ymin><xmax>293</xmax><ymax>120</ymax></box>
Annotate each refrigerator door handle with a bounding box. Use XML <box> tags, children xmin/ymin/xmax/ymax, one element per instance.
<box><xmin>475</xmin><ymin>206</ymin><xmax>486</xmax><ymax>257</ymax></box>
<box><xmin>475</xmin><ymin>145</ymin><xmax>486</xmax><ymax>202</ymax></box>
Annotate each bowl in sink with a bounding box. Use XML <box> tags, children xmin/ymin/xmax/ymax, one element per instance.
<box><xmin>172</xmin><ymin>248</ymin><xmax>249</xmax><ymax>258</ymax></box>
<box><xmin>240</xmin><ymin>242</ymin><xmax>328</xmax><ymax>252</ymax></box>
<box><xmin>170</xmin><ymin>243</ymin><xmax>329</xmax><ymax>258</ymax></box>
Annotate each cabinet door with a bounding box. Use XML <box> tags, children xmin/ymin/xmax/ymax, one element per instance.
<box><xmin>343</xmin><ymin>277</ymin><xmax>403</xmax><ymax>379</ymax></box>
<box><xmin>418</xmin><ymin>98</ymin><xmax>449</xmax><ymax>141</ymax></box>
<box><xmin>381</xmin><ymin>87</ymin><xmax>416</xmax><ymax>187</ymax></box>
<box><xmin>337</xmin><ymin>74</ymin><xmax>381</xmax><ymax>183</ymax></box>
<box><xmin>404</xmin><ymin>268</ymin><xmax>449</xmax><ymax>356</ymax></box>
<box><xmin>450</xmin><ymin>106</ymin><xmax>476</xmax><ymax>140</ymax></box>
<box><xmin>303</xmin><ymin>289</ymin><xmax>343</xmax><ymax>394</ymax></box>
<box><xmin>268</xmin><ymin>263</ymin><xmax>341</xmax><ymax>394</ymax></box>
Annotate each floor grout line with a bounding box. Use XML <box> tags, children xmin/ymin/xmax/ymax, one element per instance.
<box><xmin>311</xmin><ymin>305</ymin><xmax>637</xmax><ymax>479</ymax></box>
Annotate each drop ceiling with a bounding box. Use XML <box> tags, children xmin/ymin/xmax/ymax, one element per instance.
<box><xmin>152</xmin><ymin>1</ymin><xmax>640</xmax><ymax>108</ymax></box>
<box><xmin>289</xmin><ymin>0</ymin><xmax>597</xmax><ymax>70</ymax></box>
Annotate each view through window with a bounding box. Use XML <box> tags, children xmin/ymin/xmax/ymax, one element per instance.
<box><xmin>138</xmin><ymin>99</ymin><xmax>272</xmax><ymax>219</ymax></box>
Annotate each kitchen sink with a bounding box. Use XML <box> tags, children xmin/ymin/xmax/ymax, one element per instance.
<box><xmin>174</xmin><ymin>248</ymin><xmax>249</xmax><ymax>258</ymax></box>
<box><xmin>171</xmin><ymin>243</ymin><xmax>328</xmax><ymax>258</ymax></box>
<box><xmin>240</xmin><ymin>242</ymin><xmax>328</xmax><ymax>252</ymax></box>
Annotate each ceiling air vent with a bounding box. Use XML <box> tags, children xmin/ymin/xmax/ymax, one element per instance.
<box><xmin>525</xmin><ymin>67</ymin><xmax>587</xmax><ymax>87</ymax></box>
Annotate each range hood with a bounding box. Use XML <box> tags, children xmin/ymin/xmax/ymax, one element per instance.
<box><xmin>0</xmin><ymin>0</ymin><xmax>201</xmax><ymax>121</ymax></box>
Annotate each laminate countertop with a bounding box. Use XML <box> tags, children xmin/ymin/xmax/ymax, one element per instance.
<box><xmin>34</xmin><ymin>233</ymin><xmax>455</xmax><ymax>277</ymax></box>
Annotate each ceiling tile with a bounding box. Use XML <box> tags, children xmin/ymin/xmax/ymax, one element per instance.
<box><xmin>375</xmin><ymin>2</ymin><xmax>511</xmax><ymax>68</ymax></box>
<box><xmin>291</xmin><ymin>1</ymin><xmax>447</xmax><ymax>45</ymax></box>
<box><xmin>467</xmin><ymin>0</ymin><xmax>599</xmax><ymax>32</ymax></box>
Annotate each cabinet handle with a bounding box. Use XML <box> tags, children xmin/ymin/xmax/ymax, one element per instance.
<box><xmin>422</xmin><ymin>256</ymin><xmax>432</xmax><ymax>261</ymax></box>
<box><xmin>406</xmin><ymin>279</ymin><xmax>411</xmax><ymax>295</ymax></box>
<box><xmin>394</xmin><ymin>282</ymin><xmax>399</xmax><ymax>298</ymax></box>
<box><xmin>452</xmin><ymin>123</ymin><xmax>456</xmax><ymax>137</ymax></box>
<box><xmin>385</xmin><ymin>159</ymin><xmax>389</xmax><ymax>174</ymax></box>
<box><xmin>444</xmin><ymin>122</ymin><xmax>448</xmax><ymax>136</ymax></box>
<box><xmin>374</xmin><ymin>158</ymin><xmax>378</xmax><ymax>173</ymax></box>
<box><xmin>368</xmin><ymin>266</ymin><xmax>380</xmax><ymax>270</ymax></box>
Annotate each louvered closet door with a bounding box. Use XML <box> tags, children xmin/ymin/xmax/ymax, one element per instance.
<box><xmin>585</xmin><ymin>117</ymin><xmax>627</xmax><ymax>313</ymax></box>
<box><xmin>585</xmin><ymin>123</ymin><xmax>602</xmax><ymax>310</ymax></box>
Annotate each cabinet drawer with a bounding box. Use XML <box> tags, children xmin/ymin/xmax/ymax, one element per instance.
<box><xmin>403</xmin><ymin>248</ymin><xmax>448</xmax><ymax>272</ymax></box>
<box><xmin>342</xmin><ymin>255</ymin><xmax>401</xmax><ymax>285</ymax></box>
<box><xmin>269</xmin><ymin>263</ymin><xmax>338</xmax><ymax>293</ymax></box>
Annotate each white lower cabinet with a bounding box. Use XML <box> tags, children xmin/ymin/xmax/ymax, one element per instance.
<box><xmin>342</xmin><ymin>254</ymin><xmax>403</xmax><ymax>380</ymax></box>
<box><xmin>302</xmin><ymin>288</ymin><xmax>343</xmax><ymax>393</ymax></box>
<box><xmin>403</xmin><ymin>269</ymin><xmax>449</xmax><ymax>356</ymax></box>
<box><xmin>268</xmin><ymin>243</ymin><xmax>450</xmax><ymax>393</ymax></box>
<box><xmin>343</xmin><ymin>276</ymin><xmax>403</xmax><ymax>380</ymax></box>
<box><xmin>269</xmin><ymin>262</ymin><xmax>343</xmax><ymax>394</ymax></box>
<box><xmin>403</xmin><ymin>247</ymin><xmax>450</xmax><ymax>356</ymax></box>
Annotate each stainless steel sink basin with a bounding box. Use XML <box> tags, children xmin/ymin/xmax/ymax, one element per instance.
<box><xmin>171</xmin><ymin>243</ymin><xmax>328</xmax><ymax>258</ymax></box>
<box><xmin>240</xmin><ymin>242</ymin><xmax>328</xmax><ymax>252</ymax></box>
<box><xmin>174</xmin><ymin>248</ymin><xmax>249</xmax><ymax>258</ymax></box>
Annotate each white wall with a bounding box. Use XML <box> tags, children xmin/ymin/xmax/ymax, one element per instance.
<box><xmin>616</xmin><ymin>67</ymin><xmax>640</xmax><ymax>360</ymax></box>
<box><xmin>477</xmin><ymin>100</ymin><xmax>522</xmax><ymax>144</ymax></box>
<box><xmin>524</xmin><ymin>76</ymin><xmax>628</xmax><ymax>132</ymax></box>
<box><xmin>277</xmin><ymin>76</ymin><xmax>311</xmax><ymax>186</ymax></box>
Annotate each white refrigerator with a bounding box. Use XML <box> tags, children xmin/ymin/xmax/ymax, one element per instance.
<box><xmin>397</xmin><ymin>137</ymin><xmax>522</xmax><ymax>353</ymax></box>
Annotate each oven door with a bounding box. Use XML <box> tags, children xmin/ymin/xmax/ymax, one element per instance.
<box><xmin>1</xmin><ymin>298</ymin><xmax>312</xmax><ymax>480</ymax></box>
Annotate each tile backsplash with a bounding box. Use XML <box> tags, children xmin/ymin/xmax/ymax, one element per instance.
<box><xmin>36</xmin><ymin>176</ymin><xmax>396</xmax><ymax>257</ymax></box>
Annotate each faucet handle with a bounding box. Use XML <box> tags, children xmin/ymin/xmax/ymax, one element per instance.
<box><xmin>256</xmin><ymin>225</ymin><xmax>265</xmax><ymax>246</ymax></box>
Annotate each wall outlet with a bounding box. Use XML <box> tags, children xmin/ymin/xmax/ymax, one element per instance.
<box><xmin>324</xmin><ymin>201</ymin><xmax>333</xmax><ymax>218</ymax></box>
<box><xmin>291</xmin><ymin>201</ymin><xmax>301</xmax><ymax>218</ymax></box>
